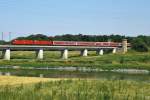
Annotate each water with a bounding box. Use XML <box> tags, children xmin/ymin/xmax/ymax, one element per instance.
<box><xmin>0</xmin><ymin>68</ymin><xmax>149</xmax><ymax>82</ymax></box>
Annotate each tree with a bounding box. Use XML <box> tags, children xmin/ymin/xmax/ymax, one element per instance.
<box><xmin>0</xmin><ymin>40</ymin><xmax>8</xmax><ymax>45</ymax></box>
<box><xmin>131</xmin><ymin>38</ymin><xmax>149</xmax><ymax>52</ymax></box>
<box><xmin>15</xmin><ymin>34</ymin><xmax>51</xmax><ymax>40</ymax></box>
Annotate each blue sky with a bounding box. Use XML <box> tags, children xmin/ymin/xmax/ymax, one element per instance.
<box><xmin>0</xmin><ymin>0</ymin><xmax>150</xmax><ymax>40</ymax></box>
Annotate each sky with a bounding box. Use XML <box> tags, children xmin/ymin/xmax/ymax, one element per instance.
<box><xmin>0</xmin><ymin>0</ymin><xmax>150</xmax><ymax>40</ymax></box>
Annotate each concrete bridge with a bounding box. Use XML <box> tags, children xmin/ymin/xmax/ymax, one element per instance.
<box><xmin>0</xmin><ymin>39</ymin><xmax>128</xmax><ymax>60</ymax></box>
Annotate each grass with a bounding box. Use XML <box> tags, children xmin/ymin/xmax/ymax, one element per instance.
<box><xmin>0</xmin><ymin>76</ymin><xmax>54</xmax><ymax>85</ymax></box>
<box><xmin>0</xmin><ymin>51</ymin><xmax>149</xmax><ymax>100</ymax></box>
<box><xmin>0</xmin><ymin>50</ymin><xmax>150</xmax><ymax>70</ymax></box>
<box><xmin>0</xmin><ymin>76</ymin><xmax>149</xmax><ymax>100</ymax></box>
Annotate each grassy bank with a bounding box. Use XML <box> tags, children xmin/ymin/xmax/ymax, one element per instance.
<box><xmin>0</xmin><ymin>51</ymin><xmax>150</xmax><ymax>70</ymax></box>
<box><xmin>0</xmin><ymin>76</ymin><xmax>52</xmax><ymax>85</ymax></box>
<box><xmin>0</xmin><ymin>76</ymin><xmax>149</xmax><ymax>100</ymax></box>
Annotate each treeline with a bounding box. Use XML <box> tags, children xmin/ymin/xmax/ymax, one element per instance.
<box><xmin>0</xmin><ymin>34</ymin><xmax>150</xmax><ymax>52</ymax></box>
<box><xmin>53</xmin><ymin>34</ymin><xmax>131</xmax><ymax>42</ymax></box>
<box><xmin>131</xmin><ymin>35</ymin><xmax>150</xmax><ymax>52</ymax></box>
<box><xmin>15</xmin><ymin>34</ymin><xmax>130</xmax><ymax>42</ymax></box>
<box><xmin>0</xmin><ymin>40</ymin><xmax>9</xmax><ymax>45</ymax></box>
<box><xmin>16</xmin><ymin>34</ymin><xmax>50</xmax><ymax>41</ymax></box>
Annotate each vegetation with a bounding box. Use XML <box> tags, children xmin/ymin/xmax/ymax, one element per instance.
<box><xmin>52</xmin><ymin>34</ymin><xmax>128</xmax><ymax>42</ymax></box>
<box><xmin>13</xmin><ymin>34</ymin><xmax>127</xmax><ymax>42</ymax></box>
<box><xmin>0</xmin><ymin>51</ymin><xmax>150</xmax><ymax>70</ymax></box>
<box><xmin>0</xmin><ymin>76</ymin><xmax>149</xmax><ymax>100</ymax></box>
<box><xmin>0</xmin><ymin>76</ymin><xmax>50</xmax><ymax>85</ymax></box>
<box><xmin>15</xmin><ymin>34</ymin><xmax>51</xmax><ymax>41</ymax></box>
<box><xmin>132</xmin><ymin>38</ymin><xmax>149</xmax><ymax>52</ymax></box>
<box><xmin>0</xmin><ymin>40</ymin><xmax>9</xmax><ymax>45</ymax></box>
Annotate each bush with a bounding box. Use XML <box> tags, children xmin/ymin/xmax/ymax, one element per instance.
<box><xmin>131</xmin><ymin>38</ymin><xmax>149</xmax><ymax>52</ymax></box>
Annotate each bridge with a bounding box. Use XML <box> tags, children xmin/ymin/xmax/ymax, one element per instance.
<box><xmin>0</xmin><ymin>39</ymin><xmax>128</xmax><ymax>60</ymax></box>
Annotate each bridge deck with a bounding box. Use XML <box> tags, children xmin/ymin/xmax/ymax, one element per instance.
<box><xmin>0</xmin><ymin>45</ymin><xmax>118</xmax><ymax>51</ymax></box>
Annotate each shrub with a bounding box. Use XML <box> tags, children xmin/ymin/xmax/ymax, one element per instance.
<box><xmin>131</xmin><ymin>38</ymin><xmax>149</xmax><ymax>52</ymax></box>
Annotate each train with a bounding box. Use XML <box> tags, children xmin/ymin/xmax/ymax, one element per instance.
<box><xmin>12</xmin><ymin>40</ymin><xmax>122</xmax><ymax>47</ymax></box>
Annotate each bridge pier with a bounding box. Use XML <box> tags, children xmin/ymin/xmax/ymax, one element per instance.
<box><xmin>81</xmin><ymin>49</ymin><xmax>88</xmax><ymax>57</ymax></box>
<box><xmin>36</xmin><ymin>49</ymin><xmax>43</xmax><ymax>60</ymax></box>
<box><xmin>96</xmin><ymin>49</ymin><xmax>104</xmax><ymax>55</ymax></box>
<box><xmin>61</xmin><ymin>49</ymin><xmax>68</xmax><ymax>59</ymax></box>
<box><xmin>2</xmin><ymin>49</ymin><xmax>10</xmax><ymax>60</ymax></box>
<box><xmin>112</xmin><ymin>48</ymin><xmax>117</xmax><ymax>54</ymax></box>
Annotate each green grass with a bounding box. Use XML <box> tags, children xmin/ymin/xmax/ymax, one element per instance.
<box><xmin>0</xmin><ymin>51</ymin><xmax>150</xmax><ymax>70</ymax></box>
<box><xmin>0</xmin><ymin>79</ymin><xmax>149</xmax><ymax>100</ymax></box>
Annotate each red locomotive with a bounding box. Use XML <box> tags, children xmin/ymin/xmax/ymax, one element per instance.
<box><xmin>12</xmin><ymin>40</ymin><xmax>53</xmax><ymax>45</ymax></box>
<box><xmin>12</xmin><ymin>40</ymin><xmax>122</xmax><ymax>47</ymax></box>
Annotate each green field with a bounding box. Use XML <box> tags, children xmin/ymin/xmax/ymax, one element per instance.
<box><xmin>0</xmin><ymin>51</ymin><xmax>150</xmax><ymax>100</ymax></box>
<box><xmin>0</xmin><ymin>78</ymin><xmax>149</xmax><ymax>100</ymax></box>
<box><xmin>0</xmin><ymin>50</ymin><xmax>150</xmax><ymax>70</ymax></box>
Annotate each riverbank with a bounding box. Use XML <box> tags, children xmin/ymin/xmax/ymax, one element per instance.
<box><xmin>0</xmin><ymin>76</ymin><xmax>149</xmax><ymax>100</ymax></box>
<box><xmin>0</xmin><ymin>51</ymin><xmax>150</xmax><ymax>70</ymax></box>
<box><xmin>0</xmin><ymin>76</ymin><xmax>51</xmax><ymax>85</ymax></box>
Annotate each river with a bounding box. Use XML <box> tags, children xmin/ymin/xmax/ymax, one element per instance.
<box><xmin>0</xmin><ymin>67</ymin><xmax>149</xmax><ymax>82</ymax></box>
